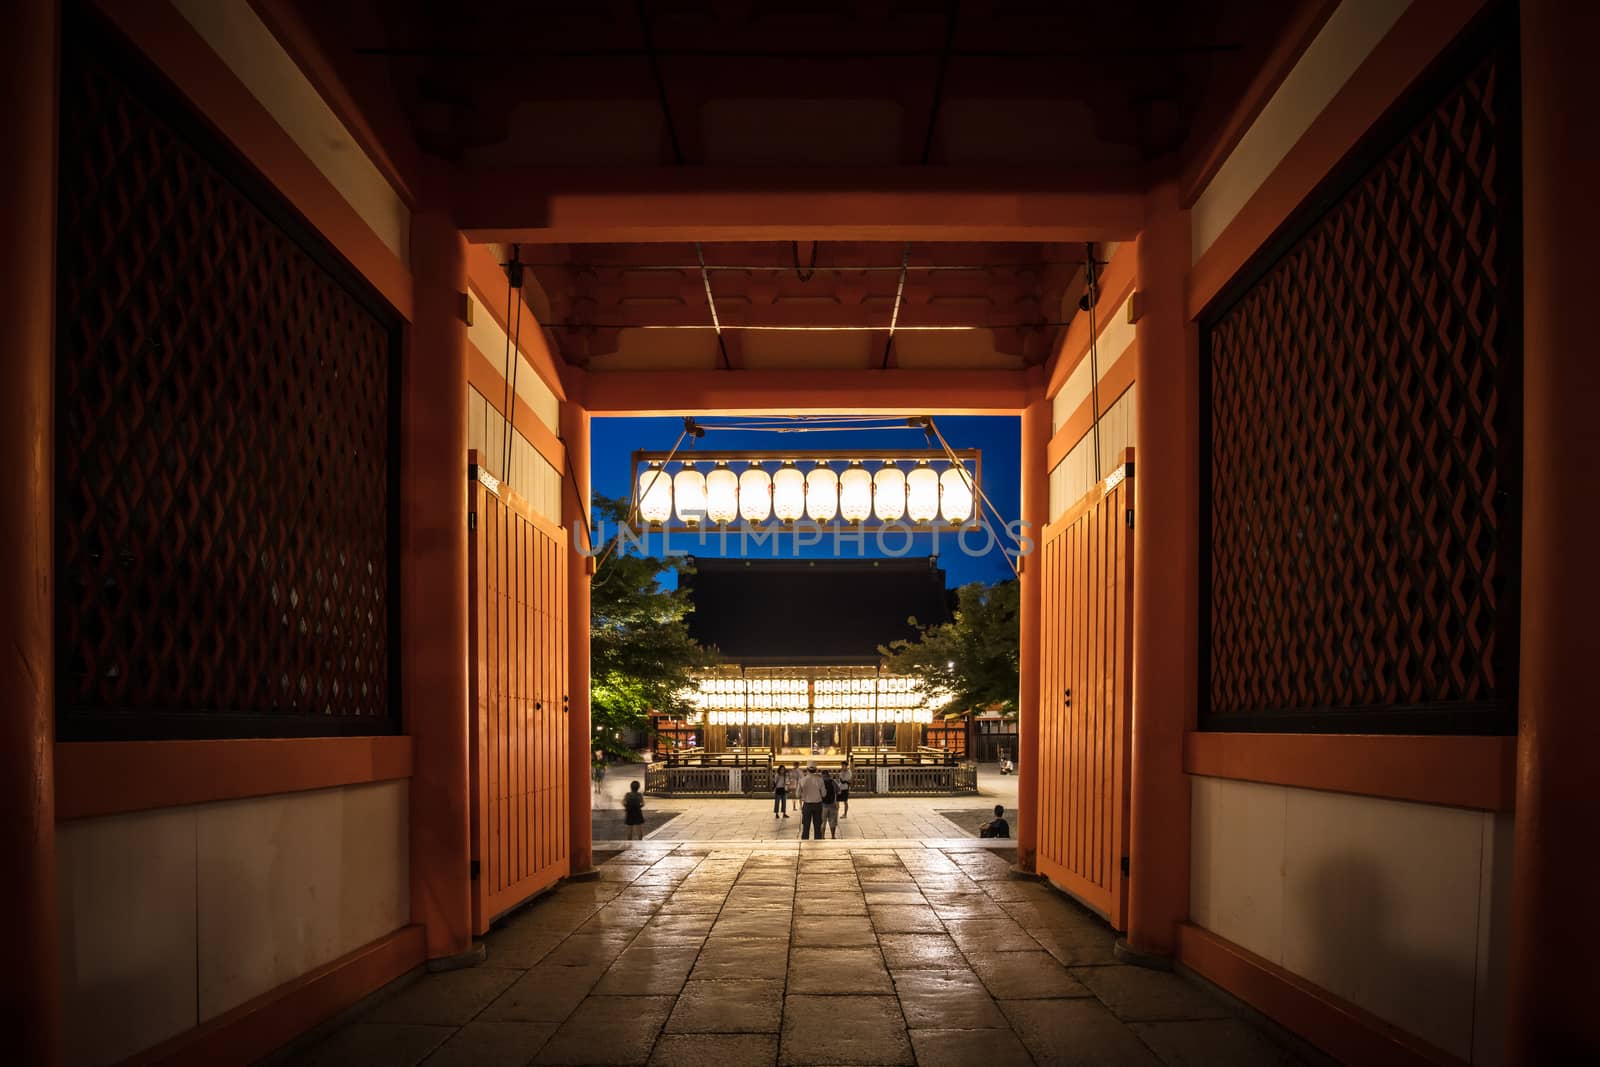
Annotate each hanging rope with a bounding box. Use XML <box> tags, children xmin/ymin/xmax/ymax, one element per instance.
<box><xmin>501</xmin><ymin>245</ymin><xmax>524</xmax><ymax>481</ymax></box>
<box><xmin>925</xmin><ymin>416</ymin><xmax>1022</xmax><ymax>579</ymax></box>
<box><xmin>1084</xmin><ymin>242</ymin><xmax>1103</xmax><ymax>482</ymax></box>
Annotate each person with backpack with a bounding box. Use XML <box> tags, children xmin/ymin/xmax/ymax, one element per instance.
<box><xmin>821</xmin><ymin>769</ymin><xmax>840</xmax><ymax>839</ymax></box>
<box><xmin>978</xmin><ymin>804</ymin><xmax>1010</xmax><ymax>839</ymax></box>
<box><xmin>623</xmin><ymin>780</ymin><xmax>646</xmax><ymax>841</ymax></box>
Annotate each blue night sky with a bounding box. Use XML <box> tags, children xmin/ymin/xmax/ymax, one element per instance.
<box><xmin>589</xmin><ymin>415</ymin><xmax>1022</xmax><ymax>591</ymax></box>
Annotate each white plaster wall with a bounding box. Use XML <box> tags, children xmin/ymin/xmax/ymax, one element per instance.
<box><xmin>1052</xmin><ymin>295</ymin><xmax>1135</xmax><ymax>433</ymax></box>
<box><xmin>56</xmin><ymin>781</ymin><xmax>410</xmax><ymax>1067</ymax></box>
<box><xmin>1190</xmin><ymin>0</ymin><xmax>1413</xmax><ymax>261</ymax></box>
<box><xmin>469</xmin><ymin>386</ymin><xmax>564</xmax><ymax>523</ymax></box>
<box><xmin>1189</xmin><ymin>776</ymin><xmax>1513</xmax><ymax>1064</ymax></box>
<box><xmin>1048</xmin><ymin>384</ymin><xmax>1137</xmax><ymax>521</ymax></box>
<box><xmin>172</xmin><ymin>0</ymin><xmax>410</xmax><ymax>264</ymax></box>
<box><xmin>468</xmin><ymin>296</ymin><xmax>562</xmax><ymax>435</ymax></box>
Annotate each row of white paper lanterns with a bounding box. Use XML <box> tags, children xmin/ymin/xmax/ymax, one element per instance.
<box><xmin>638</xmin><ymin>460</ymin><xmax>974</xmax><ymax>526</ymax></box>
<box><xmin>700</xmin><ymin>708</ymin><xmax>934</xmax><ymax>725</ymax></box>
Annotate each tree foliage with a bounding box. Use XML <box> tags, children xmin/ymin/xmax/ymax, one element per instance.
<box><xmin>880</xmin><ymin>579</ymin><xmax>1019</xmax><ymax>718</ymax></box>
<box><xmin>588</xmin><ymin>495</ymin><xmax>716</xmax><ymax>759</ymax></box>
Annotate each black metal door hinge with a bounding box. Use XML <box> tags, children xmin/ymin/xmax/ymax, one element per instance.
<box><xmin>1126</xmin><ymin>509</ymin><xmax>1135</xmax><ymax>528</ymax></box>
<box><xmin>1120</xmin><ymin>856</ymin><xmax>1130</xmax><ymax>876</ymax></box>
<box><xmin>468</xmin><ymin>511</ymin><xmax>477</xmax><ymax>530</ymax></box>
<box><xmin>470</xmin><ymin>859</ymin><xmax>481</xmax><ymax>881</ymax></box>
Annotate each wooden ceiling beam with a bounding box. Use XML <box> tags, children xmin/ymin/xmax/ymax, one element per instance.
<box><xmin>455</xmin><ymin>166</ymin><xmax>1146</xmax><ymax>243</ymax></box>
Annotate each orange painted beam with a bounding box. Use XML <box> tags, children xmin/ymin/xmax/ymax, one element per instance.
<box><xmin>1045</xmin><ymin>346</ymin><xmax>1138</xmax><ymax>472</ymax></box>
<box><xmin>1178</xmin><ymin>0</ymin><xmax>1343</xmax><ymax>208</ymax></box>
<box><xmin>1044</xmin><ymin>241</ymin><xmax>1137</xmax><ymax>400</ymax></box>
<box><xmin>1184</xmin><ymin>732</ymin><xmax>1516</xmax><ymax>812</ymax></box>
<box><xmin>582</xmin><ymin>369</ymin><xmax>1031</xmax><ymax>416</ymax></box>
<box><xmin>124</xmin><ymin>925</ymin><xmax>425</xmax><ymax>1067</ymax></box>
<box><xmin>2</xmin><ymin>1</ymin><xmax>61</xmax><ymax>1061</ymax></box>
<box><xmin>1125</xmin><ymin>183</ymin><xmax>1196</xmax><ymax>959</ymax></box>
<box><xmin>1187</xmin><ymin>0</ymin><xmax>1492</xmax><ymax>320</ymax></box>
<box><xmin>1177</xmin><ymin>923</ymin><xmax>1468</xmax><ymax>1067</ymax></box>
<box><xmin>466</xmin><ymin>345</ymin><xmax>566</xmax><ymax>476</ymax></box>
<box><xmin>454</xmin><ymin>167</ymin><xmax>1146</xmax><ymax>244</ymax></box>
<box><xmin>404</xmin><ymin>212</ymin><xmax>473</xmax><ymax>962</ymax></box>
<box><xmin>1015</xmin><ymin>373</ymin><xmax>1049</xmax><ymax>873</ymax></box>
<box><xmin>92</xmin><ymin>0</ymin><xmax>413</xmax><ymax>320</ymax></box>
<box><xmin>561</xmin><ymin>401</ymin><xmax>595</xmax><ymax>876</ymax></box>
<box><xmin>1509</xmin><ymin>2</ymin><xmax>1600</xmax><ymax>1060</ymax></box>
<box><xmin>55</xmin><ymin>737</ymin><xmax>414</xmax><ymax>821</ymax></box>
<box><xmin>465</xmin><ymin>243</ymin><xmax>567</xmax><ymax>402</ymax></box>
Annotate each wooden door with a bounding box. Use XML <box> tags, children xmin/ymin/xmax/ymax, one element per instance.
<box><xmin>1037</xmin><ymin>449</ymin><xmax>1135</xmax><ymax>928</ymax></box>
<box><xmin>467</xmin><ymin>460</ymin><xmax>570</xmax><ymax>934</ymax></box>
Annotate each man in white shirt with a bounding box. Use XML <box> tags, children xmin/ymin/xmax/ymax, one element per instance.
<box><xmin>797</xmin><ymin>763</ymin><xmax>827</xmax><ymax>840</ymax></box>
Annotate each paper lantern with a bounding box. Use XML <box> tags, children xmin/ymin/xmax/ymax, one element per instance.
<box><xmin>706</xmin><ymin>462</ymin><xmax>739</xmax><ymax>524</ymax></box>
<box><xmin>739</xmin><ymin>463</ymin><xmax>772</xmax><ymax>522</ymax></box>
<box><xmin>839</xmin><ymin>462</ymin><xmax>873</xmax><ymax>523</ymax></box>
<box><xmin>638</xmin><ymin>463</ymin><xmax>672</xmax><ymax>525</ymax></box>
<box><xmin>907</xmin><ymin>462</ymin><xmax>939</xmax><ymax>523</ymax></box>
<box><xmin>873</xmin><ymin>462</ymin><xmax>906</xmax><ymax>522</ymax></box>
<box><xmin>773</xmin><ymin>462</ymin><xmax>805</xmax><ymax>523</ymax></box>
<box><xmin>806</xmin><ymin>463</ymin><xmax>839</xmax><ymax>522</ymax></box>
<box><xmin>940</xmin><ymin>465</ymin><xmax>974</xmax><ymax>524</ymax></box>
<box><xmin>673</xmin><ymin>463</ymin><xmax>706</xmax><ymax>525</ymax></box>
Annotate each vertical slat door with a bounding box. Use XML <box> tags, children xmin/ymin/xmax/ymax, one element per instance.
<box><xmin>468</xmin><ymin>460</ymin><xmax>572</xmax><ymax>934</ymax></box>
<box><xmin>1037</xmin><ymin>449</ymin><xmax>1135</xmax><ymax>929</ymax></box>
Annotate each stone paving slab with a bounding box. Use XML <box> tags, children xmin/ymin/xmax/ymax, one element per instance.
<box><xmin>285</xmin><ymin>842</ymin><xmax>1319</xmax><ymax>1067</ymax></box>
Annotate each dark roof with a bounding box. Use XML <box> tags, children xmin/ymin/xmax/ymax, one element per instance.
<box><xmin>682</xmin><ymin>558</ymin><xmax>954</xmax><ymax>665</ymax></box>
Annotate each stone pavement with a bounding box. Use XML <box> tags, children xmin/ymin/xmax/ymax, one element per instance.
<box><xmin>283</xmin><ymin>844</ymin><xmax>1320</xmax><ymax>1066</ymax></box>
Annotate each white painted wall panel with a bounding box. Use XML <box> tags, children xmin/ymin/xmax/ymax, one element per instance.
<box><xmin>1190</xmin><ymin>0</ymin><xmax>1413</xmax><ymax>261</ymax></box>
<box><xmin>468</xmin><ymin>386</ymin><xmax>563</xmax><ymax>523</ymax></box>
<box><xmin>1048</xmin><ymin>384</ymin><xmax>1137</xmax><ymax>521</ymax></box>
<box><xmin>57</xmin><ymin>781</ymin><xmax>410</xmax><ymax>1065</ymax></box>
<box><xmin>172</xmin><ymin>0</ymin><xmax>410</xmax><ymax>263</ymax></box>
<box><xmin>468</xmin><ymin>303</ymin><xmax>561</xmax><ymax>436</ymax></box>
<box><xmin>1189</xmin><ymin>776</ymin><xmax>1513</xmax><ymax>1063</ymax></box>
<box><xmin>57</xmin><ymin>810</ymin><xmax>199</xmax><ymax>1067</ymax></box>
<box><xmin>1051</xmin><ymin>295</ymin><xmax>1136</xmax><ymax>433</ymax></box>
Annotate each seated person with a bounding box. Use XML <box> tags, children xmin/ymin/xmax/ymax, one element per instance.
<box><xmin>978</xmin><ymin>804</ymin><xmax>1011</xmax><ymax>839</ymax></box>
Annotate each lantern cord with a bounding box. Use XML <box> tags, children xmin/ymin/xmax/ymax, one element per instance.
<box><xmin>593</xmin><ymin>428</ymin><xmax>689</xmax><ymax>577</ymax></box>
<box><xmin>1084</xmin><ymin>241</ymin><xmax>1103</xmax><ymax>484</ymax></box>
<box><xmin>925</xmin><ymin>416</ymin><xmax>1022</xmax><ymax>580</ymax></box>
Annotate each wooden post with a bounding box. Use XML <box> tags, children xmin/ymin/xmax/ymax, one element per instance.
<box><xmin>1508</xmin><ymin>2</ymin><xmax>1600</xmax><ymax>1059</ymax></box>
<box><xmin>1016</xmin><ymin>375</ymin><xmax>1049</xmax><ymax>873</ymax></box>
<box><xmin>562</xmin><ymin>398</ymin><xmax>596</xmax><ymax>876</ymax></box>
<box><xmin>1125</xmin><ymin>183</ymin><xmax>1197</xmax><ymax>960</ymax></box>
<box><xmin>1</xmin><ymin>0</ymin><xmax>61</xmax><ymax>1060</ymax></box>
<box><xmin>404</xmin><ymin>211</ymin><xmax>474</xmax><ymax>962</ymax></box>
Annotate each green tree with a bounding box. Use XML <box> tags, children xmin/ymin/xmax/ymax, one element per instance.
<box><xmin>588</xmin><ymin>495</ymin><xmax>716</xmax><ymax>760</ymax></box>
<box><xmin>880</xmin><ymin>579</ymin><xmax>1020</xmax><ymax>717</ymax></box>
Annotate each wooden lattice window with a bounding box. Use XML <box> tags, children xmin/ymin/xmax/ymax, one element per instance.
<box><xmin>1200</xmin><ymin>11</ymin><xmax>1520</xmax><ymax>734</ymax></box>
<box><xmin>54</xmin><ymin>13</ymin><xmax>401</xmax><ymax>740</ymax></box>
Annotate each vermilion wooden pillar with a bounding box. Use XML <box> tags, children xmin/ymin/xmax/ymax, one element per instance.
<box><xmin>1508</xmin><ymin>1</ymin><xmax>1600</xmax><ymax>1059</ymax></box>
<box><xmin>1016</xmin><ymin>378</ymin><xmax>1049</xmax><ymax>873</ymax></box>
<box><xmin>562</xmin><ymin>398</ymin><xmax>596</xmax><ymax>876</ymax></box>
<box><xmin>1126</xmin><ymin>185</ymin><xmax>1196</xmax><ymax>959</ymax></box>
<box><xmin>405</xmin><ymin>212</ymin><xmax>474</xmax><ymax>960</ymax></box>
<box><xmin>1</xmin><ymin>0</ymin><xmax>60</xmax><ymax>1060</ymax></box>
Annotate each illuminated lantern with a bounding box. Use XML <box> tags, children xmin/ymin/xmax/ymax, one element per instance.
<box><xmin>839</xmin><ymin>462</ymin><xmax>873</xmax><ymax>523</ymax></box>
<box><xmin>907</xmin><ymin>461</ymin><xmax>939</xmax><ymax>523</ymax></box>
<box><xmin>638</xmin><ymin>462</ymin><xmax>672</xmax><ymax>525</ymax></box>
<box><xmin>706</xmin><ymin>462</ymin><xmax>739</xmax><ymax>525</ymax></box>
<box><xmin>773</xmin><ymin>462</ymin><xmax>805</xmax><ymax>523</ymax></box>
<box><xmin>674</xmin><ymin>462</ymin><xmax>706</xmax><ymax>525</ymax></box>
<box><xmin>873</xmin><ymin>462</ymin><xmax>906</xmax><ymax>521</ymax></box>
<box><xmin>806</xmin><ymin>462</ymin><xmax>838</xmax><ymax>522</ymax></box>
<box><xmin>739</xmin><ymin>462</ymin><xmax>772</xmax><ymax>522</ymax></box>
<box><xmin>940</xmin><ymin>465</ymin><xmax>974</xmax><ymax>524</ymax></box>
